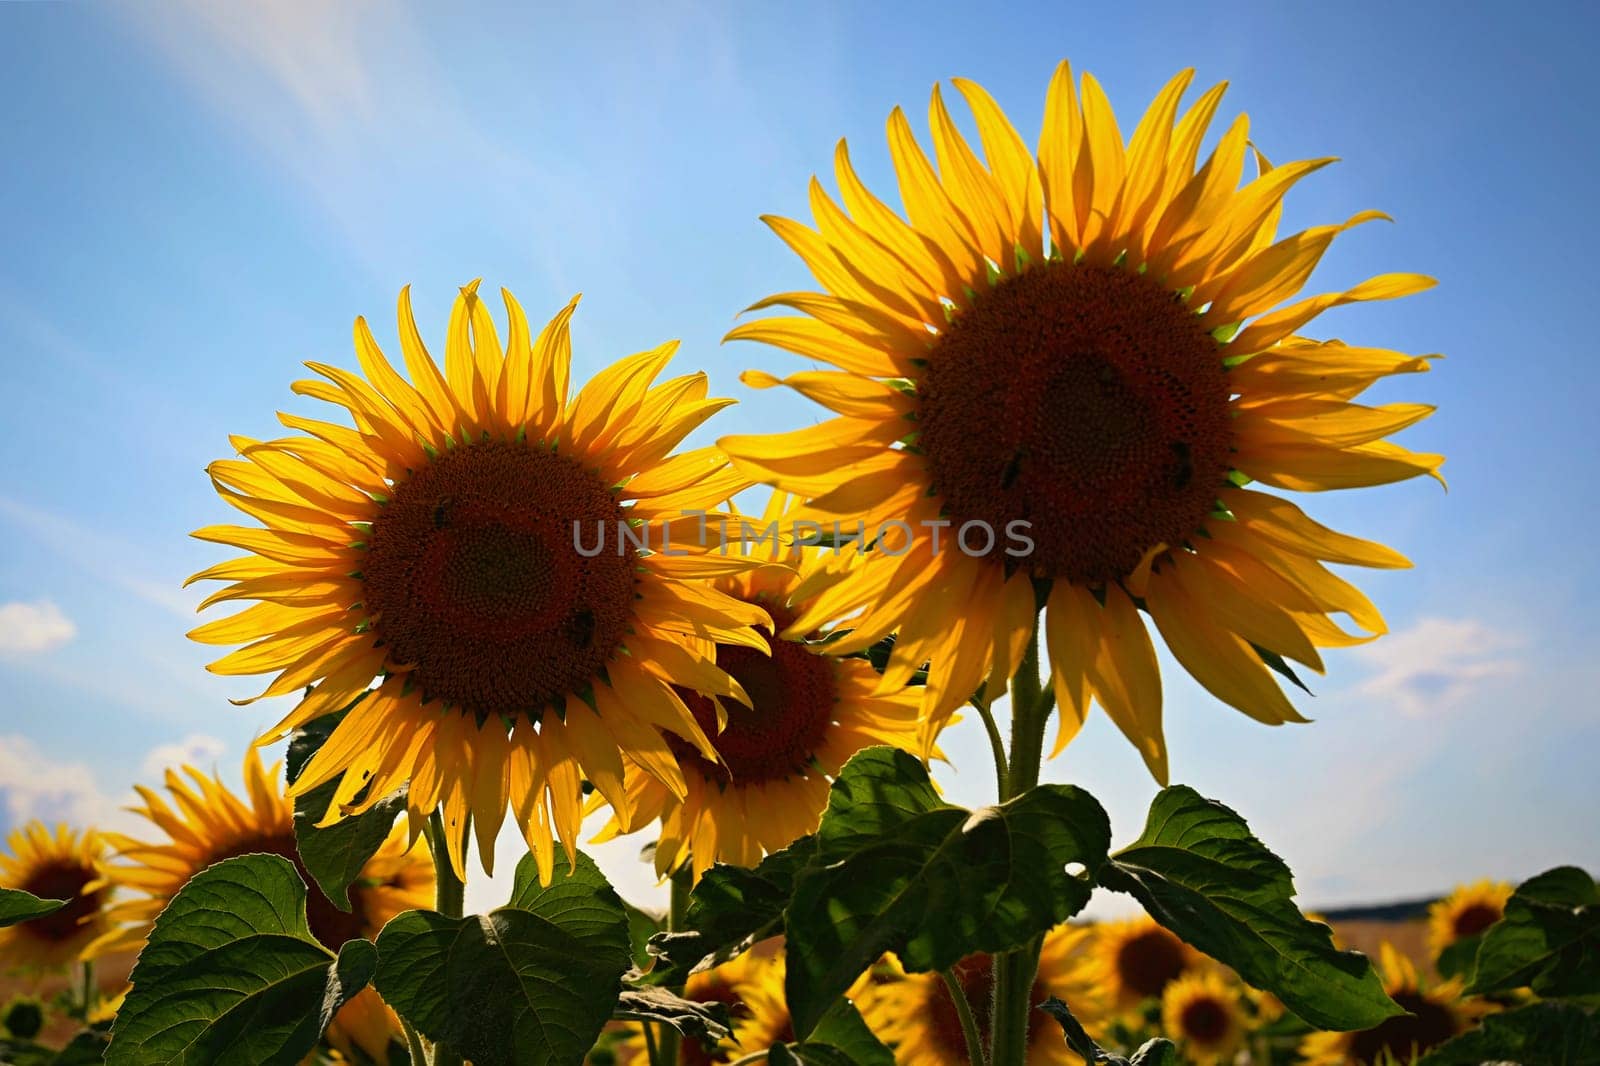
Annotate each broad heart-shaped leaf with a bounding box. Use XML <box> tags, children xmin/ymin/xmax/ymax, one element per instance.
<box><xmin>285</xmin><ymin>699</ymin><xmax>408</xmax><ymax>913</ymax></box>
<box><xmin>374</xmin><ymin>849</ymin><xmax>632</xmax><ymax>1066</ymax></box>
<box><xmin>106</xmin><ymin>854</ymin><xmax>376</xmax><ymax>1066</ymax></box>
<box><xmin>613</xmin><ymin>985</ymin><xmax>731</xmax><ymax>1041</ymax></box>
<box><xmin>1040</xmin><ymin>997</ymin><xmax>1178</xmax><ymax>1066</ymax></box>
<box><xmin>645</xmin><ymin>834</ymin><xmax>817</xmax><ymax>985</ymax></box>
<box><xmin>0</xmin><ymin>887</ymin><xmax>67</xmax><ymax>927</ymax></box>
<box><xmin>1416</xmin><ymin>1000</ymin><xmax>1600</xmax><ymax>1065</ymax></box>
<box><xmin>784</xmin><ymin>747</ymin><xmax>1111</xmax><ymax>1037</ymax></box>
<box><xmin>1465</xmin><ymin>865</ymin><xmax>1600</xmax><ymax>1001</ymax></box>
<box><xmin>1100</xmin><ymin>786</ymin><xmax>1399</xmax><ymax>1032</ymax></box>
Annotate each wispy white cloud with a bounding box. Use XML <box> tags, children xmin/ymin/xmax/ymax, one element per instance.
<box><xmin>0</xmin><ymin>494</ymin><xmax>195</xmax><ymax>618</ymax></box>
<box><xmin>0</xmin><ymin>600</ymin><xmax>76</xmax><ymax>656</ymax></box>
<box><xmin>1353</xmin><ymin>616</ymin><xmax>1523</xmax><ymax>717</ymax></box>
<box><xmin>0</xmin><ymin>735</ymin><xmax>141</xmax><ymax>835</ymax></box>
<box><xmin>139</xmin><ymin>733</ymin><xmax>227</xmax><ymax>780</ymax></box>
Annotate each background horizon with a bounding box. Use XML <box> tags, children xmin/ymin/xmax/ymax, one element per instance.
<box><xmin>2</xmin><ymin>0</ymin><xmax>1596</xmax><ymax>918</ymax></box>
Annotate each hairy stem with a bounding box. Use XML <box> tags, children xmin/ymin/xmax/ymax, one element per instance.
<box><xmin>990</xmin><ymin>626</ymin><xmax>1050</xmax><ymax>1066</ymax></box>
<box><xmin>940</xmin><ymin>968</ymin><xmax>989</xmax><ymax>1066</ymax></box>
<box><xmin>426</xmin><ymin>809</ymin><xmax>466</xmax><ymax>1066</ymax></box>
<box><xmin>657</xmin><ymin>864</ymin><xmax>694</xmax><ymax>1066</ymax></box>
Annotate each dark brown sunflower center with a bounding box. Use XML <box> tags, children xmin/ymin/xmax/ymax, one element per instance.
<box><xmin>363</xmin><ymin>439</ymin><xmax>636</xmax><ymax>721</ymax></box>
<box><xmin>670</xmin><ymin>604</ymin><xmax>837</xmax><ymax>787</ymax></box>
<box><xmin>208</xmin><ymin>833</ymin><xmax>367</xmax><ymax>950</ymax></box>
<box><xmin>918</xmin><ymin>263</ymin><xmax>1232</xmax><ymax>585</ymax></box>
<box><xmin>1348</xmin><ymin>991</ymin><xmax>1458</xmax><ymax>1065</ymax></box>
<box><xmin>18</xmin><ymin>861</ymin><xmax>102</xmax><ymax>943</ymax></box>
<box><xmin>680</xmin><ymin>976</ymin><xmax>746</xmax><ymax>1066</ymax></box>
<box><xmin>928</xmin><ymin>953</ymin><xmax>1050</xmax><ymax>1056</ymax></box>
<box><xmin>1116</xmin><ymin>928</ymin><xmax>1189</xmax><ymax>1000</ymax></box>
<box><xmin>1179</xmin><ymin>996</ymin><xmax>1232</xmax><ymax>1045</ymax></box>
<box><xmin>1451</xmin><ymin>902</ymin><xmax>1502</xmax><ymax>939</ymax></box>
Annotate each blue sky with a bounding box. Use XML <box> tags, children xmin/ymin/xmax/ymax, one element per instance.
<box><xmin>1</xmin><ymin>1</ymin><xmax>1596</xmax><ymax>915</ymax></box>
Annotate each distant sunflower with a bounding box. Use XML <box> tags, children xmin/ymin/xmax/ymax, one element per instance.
<box><xmin>1427</xmin><ymin>880</ymin><xmax>1512</xmax><ymax>960</ymax></box>
<box><xmin>187</xmin><ymin>283</ymin><xmax>759</xmax><ymax>878</ymax></box>
<box><xmin>1300</xmin><ymin>942</ymin><xmax>1476</xmax><ymax>1065</ymax></box>
<box><xmin>89</xmin><ymin>749</ymin><xmax>430</xmax><ymax>1064</ymax></box>
<box><xmin>0</xmin><ymin>823</ymin><xmax>112</xmax><ymax>970</ymax></box>
<box><xmin>591</xmin><ymin>493</ymin><xmax>929</xmax><ymax>879</ymax></box>
<box><xmin>619</xmin><ymin>948</ymin><xmax>792</xmax><ymax>1066</ymax></box>
<box><xmin>859</xmin><ymin>924</ymin><xmax>1099</xmax><ymax>1066</ymax></box>
<box><xmin>1160</xmin><ymin>971</ymin><xmax>1247</xmax><ymax>1064</ymax></box>
<box><xmin>1086</xmin><ymin>916</ymin><xmax>1198</xmax><ymax>1013</ymax></box>
<box><xmin>721</xmin><ymin>61</ymin><xmax>1441</xmax><ymax>771</ymax></box>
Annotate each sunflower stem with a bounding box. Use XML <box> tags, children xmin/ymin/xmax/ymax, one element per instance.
<box><xmin>78</xmin><ymin>959</ymin><xmax>96</xmax><ymax>1019</ymax></box>
<box><xmin>657</xmin><ymin>865</ymin><xmax>694</xmax><ymax>1066</ymax></box>
<box><xmin>990</xmin><ymin>627</ymin><xmax>1049</xmax><ymax>1066</ymax></box>
<box><xmin>940</xmin><ymin>968</ymin><xmax>988</xmax><ymax>1066</ymax></box>
<box><xmin>970</xmin><ymin>698</ymin><xmax>1008</xmax><ymax>800</ymax></box>
<box><xmin>425</xmin><ymin>809</ymin><xmax>466</xmax><ymax>1066</ymax></box>
<box><xmin>401</xmin><ymin>1016</ymin><xmax>428</xmax><ymax>1066</ymax></box>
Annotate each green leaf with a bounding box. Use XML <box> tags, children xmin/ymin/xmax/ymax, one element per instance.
<box><xmin>0</xmin><ymin>887</ymin><xmax>67</xmax><ymax>928</ymax></box>
<box><xmin>767</xmin><ymin>1000</ymin><xmax>894</xmax><ymax>1066</ymax></box>
<box><xmin>1039</xmin><ymin>997</ymin><xmax>1179</xmax><ymax>1066</ymax></box>
<box><xmin>51</xmin><ymin>1029</ymin><xmax>111</xmax><ymax>1065</ymax></box>
<box><xmin>373</xmin><ymin>850</ymin><xmax>632</xmax><ymax>1066</ymax></box>
<box><xmin>1433</xmin><ymin>931</ymin><xmax>1484</xmax><ymax>981</ymax></box>
<box><xmin>645</xmin><ymin>835</ymin><xmax>816</xmax><ymax>985</ymax></box>
<box><xmin>1415</xmin><ymin>1000</ymin><xmax>1600</xmax><ymax>1065</ymax></box>
<box><xmin>1465</xmin><ymin>865</ymin><xmax>1600</xmax><ymax>1001</ymax></box>
<box><xmin>1100</xmin><ymin>786</ymin><xmax>1399</xmax><ymax>1032</ymax></box>
<box><xmin>105</xmin><ymin>854</ymin><xmax>376</xmax><ymax>1066</ymax></box>
<box><xmin>285</xmin><ymin>700</ymin><xmax>408</xmax><ymax>914</ymax></box>
<box><xmin>784</xmin><ymin>747</ymin><xmax>1111</xmax><ymax>1037</ymax></box>
<box><xmin>612</xmin><ymin>985</ymin><xmax>731</xmax><ymax>1042</ymax></box>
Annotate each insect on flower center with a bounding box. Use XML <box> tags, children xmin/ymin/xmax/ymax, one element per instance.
<box><xmin>18</xmin><ymin>861</ymin><xmax>102</xmax><ymax>943</ymax></box>
<box><xmin>918</xmin><ymin>263</ymin><xmax>1232</xmax><ymax>585</ymax></box>
<box><xmin>670</xmin><ymin>604</ymin><xmax>836</xmax><ymax>786</ymax></box>
<box><xmin>363</xmin><ymin>439</ymin><xmax>636</xmax><ymax>722</ymax></box>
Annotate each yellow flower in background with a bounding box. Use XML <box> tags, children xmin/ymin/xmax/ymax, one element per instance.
<box><xmin>187</xmin><ymin>283</ymin><xmax>760</xmax><ymax>879</ymax></box>
<box><xmin>87</xmin><ymin>749</ymin><xmax>432</xmax><ymax>1065</ymax></box>
<box><xmin>619</xmin><ymin>948</ymin><xmax>792</xmax><ymax>1066</ymax></box>
<box><xmin>1300</xmin><ymin>942</ymin><xmax>1475</xmax><ymax>1065</ymax></box>
<box><xmin>0</xmin><ymin>823</ymin><xmax>113</xmax><ymax>970</ymax></box>
<box><xmin>721</xmin><ymin>61</ymin><xmax>1441</xmax><ymax>772</ymax></box>
<box><xmin>858</xmin><ymin>924</ymin><xmax>1099</xmax><ymax>1066</ymax></box>
<box><xmin>1427</xmin><ymin>879</ymin><xmax>1512</xmax><ymax>960</ymax></box>
<box><xmin>1160</xmin><ymin>971</ymin><xmax>1247</xmax><ymax>1064</ymax></box>
<box><xmin>1086</xmin><ymin>916</ymin><xmax>1198</xmax><ymax>1013</ymax></box>
<box><xmin>592</xmin><ymin>493</ymin><xmax>931</xmax><ymax>880</ymax></box>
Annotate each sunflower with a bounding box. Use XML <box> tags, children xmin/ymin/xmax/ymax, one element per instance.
<box><xmin>1160</xmin><ymin>971</ymin><xmax>1247</xmax><ymax>1064</ymax></box>
<box><xmin>88</xmin><ymin>748</ymin><xmax>431</xmax><ymax>1065</ymax></box>
<box><xmin>1427</xmin><ymin>880</ymin><xmax>1512</xmax><ymax>961</ymax></box>
<box><xmin>1085</xmin><ymin>916</ymin><xmax>1199</xmax><ymax>1014</ymax></box>
<box><xmin>0</xmin><ymin>823</ymin><xmax>113</xmax><ymax>970</ymax></box>
<box><xmin>720</xmin><ymin>61</ymin><xmax>1441</xmax><ymax>772</ymax></box>
<box><xmin>859</xmin><ymin>924</ymin><xmax>1099</xmax><ymax>1066</ymax></box>
<box><xmin>187</xmin><ymin>282</ymin><xmax>762</xmax><ymax>879</ymax></box>
<box><xmin>1301</xmin><ymin>942</ymin><xmax>1477</xmax><ymax>1065</ymax></box>
<box><xmin>618</xmin><ymin>947</ymin><xmax>792</xmax><ymax>1066</ymax></box>
<box><xmin>590</xmin><ymin>493</ymin><xmax>930</xmax><ymax>879</ymax></box>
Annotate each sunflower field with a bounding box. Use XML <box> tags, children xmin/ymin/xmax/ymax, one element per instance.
<box><xmin>2</xmin><ymin>42</ymin><xmax>1597</xmax><ymax>1066</ymax></box>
